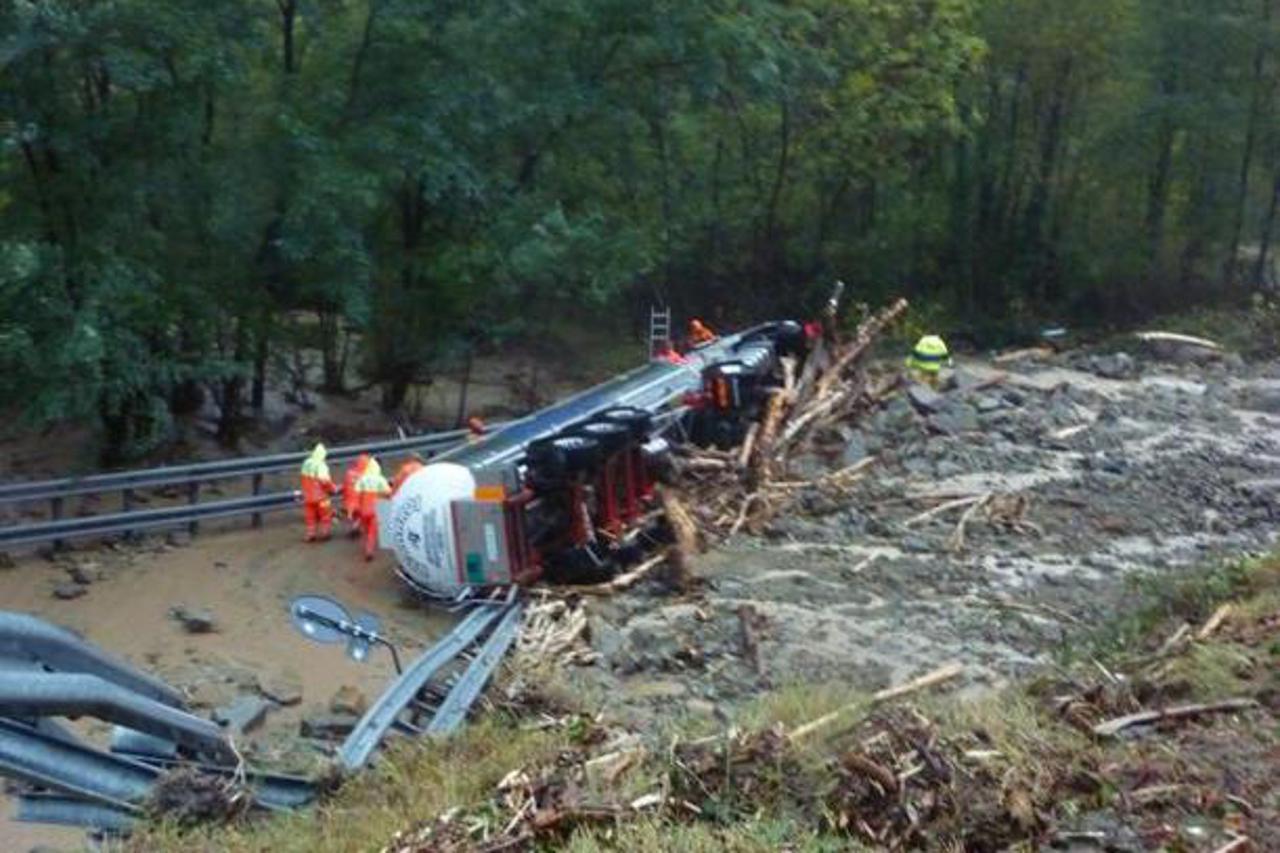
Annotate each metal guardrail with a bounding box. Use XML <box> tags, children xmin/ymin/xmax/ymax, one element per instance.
<box><xmin>338</xmin><ymin>604</ymin><xmax>508</xmax><ymax>771</ymax></box>
<box><xmin>0</xmin><ymin>430</ymin><xmax>470</xmax><ymax>505</ymax></box>
<box><xmin>0</xmin><ymin>428</ymin><xmax>473</xmax><ymax>548</ymax></box>
<box><xmin>0</xmin><ymin>491</ymin><xmax>298</xmax><ymax>548</ymax></box>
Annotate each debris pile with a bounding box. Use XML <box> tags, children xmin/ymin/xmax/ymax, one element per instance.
<box><xmin>671</xmin><ymin>298</ymin><xmax>908</xmax><ymax>544</ymax></box>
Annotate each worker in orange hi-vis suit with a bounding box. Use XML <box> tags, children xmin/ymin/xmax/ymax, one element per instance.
<box><xmin>354</xmin><ymin>457</ymin><xmax>392</xmax><ymax>561</ymax></box>
<box><xmin>342</xmin><ymin>453</ymin><xmax>370</xmax><ymax>537</ymax></box>
<box><xmin>391</xmin><ymin>454</ymin><xmax>425</xmax><ymax>496</ymax></box>
<box><xmin>299</xmin><ymin>443</ymin><xmax>337</xmax><ymax>542</ymax></box>
<box><xmin>688</xmin><ymin>317</ymin><xmax>717</xmax><ymax>346</ymax></box>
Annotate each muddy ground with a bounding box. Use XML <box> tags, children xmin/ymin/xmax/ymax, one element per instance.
<box><xmin>0</xmin><ymin>522</ymin><xmax>453</xmax><ymax>850</ymax></box>
<box><xmin>565</xmin><ymin>346</ymin><xmax>1280</xmax><ymax>728</ymax></box>
<box><xmin>2</xmin><ymin>339</ymin><xmax>1279</xmax><ymax>850</ymax></box>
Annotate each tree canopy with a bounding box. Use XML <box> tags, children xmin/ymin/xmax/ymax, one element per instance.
<box><xmin>3</xmin><ymin>0</ymin><xmax>1277</xmax><ymax>460</ymax></box>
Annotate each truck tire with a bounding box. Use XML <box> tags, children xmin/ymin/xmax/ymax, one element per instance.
<box><xmin>600</xmin><ymin>407</ymin><xmax>652</xmax><ymax>439</ymax></box>
<box><xmin>527</xmin><ymin>435</ymin><xmax>602</xmax><ymax>483</ymax></box>
<box><xmin>575</xmin><ymin>420</ymin><xmax>630</xmax><ymax>453</ymax></box>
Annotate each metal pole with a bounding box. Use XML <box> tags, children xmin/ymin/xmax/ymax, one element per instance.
<box><xmin>187</xmin><ymin>482</ymin><xmax>199</xmax><ymax>536</ymax></box>
<box><xmin>251</xmin><ymin>474</ymin><xmax>264</xmax><ymax>529</ymax></box>
<box><xmin>50</xmin><ymin>497</ymin><xmax>64</xmax><ymax>551</ymax></box>
<box><xmin>122</xmin><ymin>489</ymin><xmax>136</xmax><ymax>539</ymax></box>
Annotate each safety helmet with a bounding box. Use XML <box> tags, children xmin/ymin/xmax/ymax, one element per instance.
<box><xmin>907</xmin><ymin>335</ymin><xmax>951</xmax><ymax>374</ymax></box>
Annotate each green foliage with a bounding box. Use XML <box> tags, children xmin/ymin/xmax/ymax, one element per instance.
<box><xmin>4</xmin><ymin>0</ymin><xmax>1278</xmax><ymax>459</ymax></box>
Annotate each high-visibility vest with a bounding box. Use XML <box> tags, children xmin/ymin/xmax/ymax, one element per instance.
<box><xmin>355</xmin><ymin>460</ymin><xmax>391</xmax><ymax>516</ymax></box>
<box><xmin>300</xmin><ymin>445</ymin><xmax>333</xmax><ymax>503</ymax></box>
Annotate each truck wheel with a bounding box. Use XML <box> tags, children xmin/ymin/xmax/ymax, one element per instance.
<box><xmin>600</xmin><ymin>407</ymin><xmax>652</xmax><ymax>439</ymax></box>
<box><xmin>575</xmin><ymin>420</ymin><xmax>630</xmax><ymax>453</ymax></box>
<box><xmin>528</xmin><ymin>435</ymin><xmax>603</xmax><ymax>482</ymax></box>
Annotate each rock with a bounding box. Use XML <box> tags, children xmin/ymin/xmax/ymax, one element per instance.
<box><xmin>1002</xmin><ymin>388</ymin><xmax>1028</xmax><ymax>407</ymax></box>
<box><xmin>1242</xmin><ymin>386</ymin><xmax>1280</xmax><ymax>414</ymax></box>
<box><xmin>589</xmin><ymin>617</ymin><xmax>626</xmax><ymax>663</ymax></box>
<box><xmin>256</xmin><ymin>669</ymin><xmax>304</xmax><ymax>707</ymax></box>
<box><xmin>973</xmin><ymin>395</ymin><xmax>1003</xmax><ymax>414</ymax></box>
<box><xmin>906</xmin><ymin>383</ymin><xmax>945</xmax><ymax>414</ymax></box>
<box><xmin>300</xmin><ymin>712</ymin><xmax>358</xmax><ymax>739</ymax></box>
<box><xmin>329</xmin><ymin>685</ymin><xmax>369</xmax><ymax>717</ymax></box>
<box><xmin>901</xmin><ymin>534</ymin><xmax>934</xmax><ymax>554</ymax></box>
<box><xmin>213</xmin><ymin>695</ymin><xmax>272</xmax><ymax>734</ymax></box>
<box><xmin>65</xmin><ymin>564</ymin><xmax>93</xmax><ymax>586</ymax></box>
<box><xmin>929</xmin><ymin>403</ymin><xmax>980</xmax><ymax>436</ymax></box>
<box><xmin>1088</xmin><ymin>352</ymin><xmax>1138</xmax><ymax>380</ymax></box>
<box><xmin>944</xmin><ymin>368</ymin><xmax>985</xmax><ymax>393</ymax></box>
<box><xmin>170</xmin><ymin>606</ymin><xmax>217</xmax><ymax>634</ymax></box>
<box><xmin>0</xmin><ymin>552</ymin><xmax>13</xmax><ymax>570</ymax></box>
<box><xmin>840</xmin><ymin>431</ymin><xmax>869</xmax><ymax>466</ymax></box>
<box><xmin>52</xmin><ymin>583</ymin><xmax>86</xmax><ymax>600</ymax></box>
<box><xmin>684</xmin><ymin>698</ymin><xmax>718</xmax><ymax>718</ymax></box>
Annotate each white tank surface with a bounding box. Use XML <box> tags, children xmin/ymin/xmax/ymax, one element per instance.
<box><xmin>383</xmin><ymin>462</ymin><xmax>476</xmax><ymax>596</ymax></box>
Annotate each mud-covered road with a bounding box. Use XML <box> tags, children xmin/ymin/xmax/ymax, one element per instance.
<box><xmin>0</xmin><ymin>522</ymin><xmax>455</xmax><ymax>850</ymax></box>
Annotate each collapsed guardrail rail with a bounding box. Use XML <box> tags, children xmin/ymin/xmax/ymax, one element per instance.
<box><xmin>0</xmin><ymin>429</ymin><xmax>472</xmax><ymax>548</ymax></box>
<box><xmin>0</xmin><ymin>604</ymin><xmax>525</xmax><ymax>835</ymax></box>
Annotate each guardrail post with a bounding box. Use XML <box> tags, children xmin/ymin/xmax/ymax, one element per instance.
<box><xmin>187</xmin><ymin>482</ymin><xmax>200</xmax><ymax>536</ymax></box>
<box><xmin>251</xmin><ymin>474</ymin><xmax>264</xmax><ymax>529</ymax></box>
<box><xmin>122</xmin><ymin>489</ymin><xmax>137</xmax><ymax>540</ymax></box>
<box><xmin>51</xmin><ymin>497</ymin><xmax>65</xmax><ymax>551</ymax></box>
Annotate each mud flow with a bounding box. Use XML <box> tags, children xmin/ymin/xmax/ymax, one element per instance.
<box><xmin>565</xmin><ymin>354</ymin><xmax>1280</xmax><ymax>724</ymax></box>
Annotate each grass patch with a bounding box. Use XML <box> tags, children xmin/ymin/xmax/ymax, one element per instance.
<box><xmin>1075</xmin><ymin>553</ymin><xmax>1276</xmax><ymax>662</ymax></box>
<box><xmin>129</xmin><ymin>718</ymin><xmax>571</xmax><ymax>853</ymax></box>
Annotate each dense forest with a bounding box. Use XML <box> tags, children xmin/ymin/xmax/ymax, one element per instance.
<box><xmin>3</xmin><ymin>0</ymin><xmax>1279</xmax><ymax>460</ymax></box>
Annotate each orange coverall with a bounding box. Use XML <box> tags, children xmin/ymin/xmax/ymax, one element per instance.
<box><xmin>688</xmin><ymin>318</ymin><xmax>717</xmax><ymax>346</ymax></box>
<box><xmin>299</xmin><ymin>444</ymin><xmax>336</xmax><ymax>541</ymax></box>
<box><xmin>354</xmin><ymin>459</ymin><xmax>392</xmax><ymax>561</ymax></box>
<box><xmin>342</xmin><ymin>453</ymin><xmax>370</xmax><ymax>532</ymax></box>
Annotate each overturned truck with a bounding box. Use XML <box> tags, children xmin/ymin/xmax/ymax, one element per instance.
<box><xmin>381</xmin><ymin>321</ymin><xmax>808</xmax><ymax>598</ymax></box>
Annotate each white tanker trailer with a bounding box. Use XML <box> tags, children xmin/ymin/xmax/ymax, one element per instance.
<box><xmin>378</xmin><ymin>320</ymin><xmax>808</xmax><ymax>598</ymax></box>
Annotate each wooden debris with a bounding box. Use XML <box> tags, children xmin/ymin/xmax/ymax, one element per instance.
<box><xmin>566</xmin><ymin>552</ymin><xmax>669</xmax><ymax>597</ymax></box>
<box><xmin>993</xmin><ymin>346</ymin><xmax>1054</xmax><ymax>364</ymax></box>
<box><xmin>1196</xmin><ymin>603</ymin><xmax>1234</xmax><ymax>640</ymax></box>
<box><xmin>905</xmin><ymin>495</ymin><xmax>985</xmax><ymax>528</ymax></box>
<box><xmin>788</xmin><ymin>662</ymin><xmax>964</xmax><ymax>743</ymax></box>
<box><xmin>1092</xmin><ymin>698</ymin><xmax>1258</xmax><ymax>738</ymax></box>
<box><xmin>1134</xmin><ymin>330</ymin><xmax>1222</xmax><ymax>351</ymax></box>
<box><xmin>666</xmin><ymin>298</ymin><xmax>907</xmax><ymax>549</ymax></box>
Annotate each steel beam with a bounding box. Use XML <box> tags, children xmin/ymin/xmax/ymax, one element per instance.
<box><xmin>0</xmin><ymin>672</ymin><xmax>232</xmax><ymax>762</ymax></box>
<box><xmin>338</xmin><ymin>605</ymin><xmax>506</xmax><ymax>770</ymax></box>
<box><xmin>0</xmin><ymin>612</ymin><xmax>186</xmax><ymax>708</ymax></box>
<box><xmin>426</xmin><ymin>602</ymin><xmax>525</xmax><ymax>735</ymax></box>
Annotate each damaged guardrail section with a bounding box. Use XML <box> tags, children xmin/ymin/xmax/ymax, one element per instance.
<box><xmin>0</xmin><ymin>604</ymin><xmax>524</xmax><ymax>836</ymax></box>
